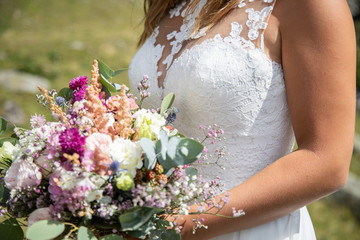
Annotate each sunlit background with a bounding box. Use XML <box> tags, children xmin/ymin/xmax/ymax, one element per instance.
<box><xmin>0</xmin><ymin>0</ymin><xmax>360</xmax><ymax>239</ymax></box>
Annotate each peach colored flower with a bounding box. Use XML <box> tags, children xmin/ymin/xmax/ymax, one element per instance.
<box><xmin>85</xmin><ymin>133</ymin><xmax>112</xmax><ymax>175</ymax></box>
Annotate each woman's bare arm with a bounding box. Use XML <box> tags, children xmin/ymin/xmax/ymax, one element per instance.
<box><xmin>180</xmin><ymin>0</ymin><xmax>356</xmax><ymax>239</ymax></box>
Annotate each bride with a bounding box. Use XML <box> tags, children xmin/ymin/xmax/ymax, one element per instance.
<box><xmin>128</xmin><ymin>0</ymin><xmax>356</xmax><ymax>239</ymax></box>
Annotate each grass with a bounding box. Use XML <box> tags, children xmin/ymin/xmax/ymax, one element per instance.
<box><xmin>1</xmin><ymin>1</ymin><xmax>360</xmax><ymax>239</ymax></box>
<box><xmin>308</xmin><ymin>198</ymin><xmax>360</xmax><ymax>240</ymax></box>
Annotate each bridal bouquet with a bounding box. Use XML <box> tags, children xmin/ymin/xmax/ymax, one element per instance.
<box><xmin>0</xmin><ymin>60</ymin><xmax>243</xmax><ymax>240</ymax></box>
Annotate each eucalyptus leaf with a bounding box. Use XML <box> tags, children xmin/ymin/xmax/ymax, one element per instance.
<box><xmin>160</xmin><ymin>93</ymin><xmax>175</xmax><ymax>114</ymax></box>
<box><xmin>0</xmin><ymin>137</ymin><xmax>19</xmax><ymax>147</ymax></box>
<box><xmin>161</xmin><ymin>229</ymin><xmax>181</xmax><ymax>240</ymax></box>
<box><xmin>159</xmin><ymin>130</ymin><xmax>168</xmax><ymax>160</ymax></box>
<box><xmin>0</xmin><ymin>117</ymin><xmax>7</xmax><ymax>136</ymax></box>
<box><xmin>58</xmin><ymin>88</ymin><xmax>74</xmax><ymax>101</ymax></box>
<box><xmin>99</xmin><ymin>235</ymin><xmax>125</xmax><ymax>240</ymax></box>
<box><xmin>26</xmin><ymin>220</ymin><xmax>64</xmax><ymax>240</ymax></box>
<box><xmin>185</xmin><ymin>167</ymin><xmax>198</xmax><ymax>182</ymax></box>
<box><xmin>140</xmin><ymin>138</ymin><xmax>157</xmax><ymax>170</ymax></box>
<box><xmin>177</xmin><ymin>138</ymin><xmax>203</xmax><ymax>162</ymax></box>
<box><xmin>0</xmin><ymin>218</ymin><xmax>24</xmax><ymax>240</ymax></box>
<box><xmin>157</xmin><ymin>154</ymin><xmax>177</xmax><ymax>174</ymax></box>
<box><xmin>119</xmin><ymin>207</ymin><xmax>160</xmax><ymax>231</ymax></box>
<box><xmin>127</xmin><ymin>219</ymin><xmax>154</xmax><ymax>239</ymax></box>
<box><xmin>78</xmin><ymin>226</ymin><xmax>98</xmax><ymax>240</ymax></box>
<box><xmin>165</xmin><ymin>167</ymin><xmax>175</xmax><ymax>177</ymax></box>
<box><xmin>167</xmin><ymin>137</ymin><xmax>180</xmax><ymax>159</ymax></box>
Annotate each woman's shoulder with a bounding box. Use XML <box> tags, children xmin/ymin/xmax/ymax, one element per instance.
<box><xmin>275</xmin><ymin>0</ymin><xmax>353</xmax><ymax>29</ymax></box>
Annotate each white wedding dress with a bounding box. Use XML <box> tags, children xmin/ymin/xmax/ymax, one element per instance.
<box><xmin>128</xmin><ymin>0</ymin><xmax>317</xmax><ymax>239</ymax></box>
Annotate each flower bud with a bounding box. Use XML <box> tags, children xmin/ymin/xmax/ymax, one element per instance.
<box><xmin>115</xmin><ymin>173</ymin><xmax>134</xmax><ymax>191</ymax></box>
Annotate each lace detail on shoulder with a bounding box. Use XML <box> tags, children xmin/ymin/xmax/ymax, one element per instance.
<box><xmin>245</xmin><ymin>6</ymin><xmax>273</xmax><ymax>41</ymax></box>
<box><xmin>162</xmin><ymin>0</ymin><xmax>207</xmax><ymax>70</ymax></box>
<box><xmin>223</xmin><ymin>22</ymin><xmax>255</xmax><ymax>49</ymax></box>
<box><xmin>149</xmin><ymin>27</ymin><xmax>165</xmax><ymax>77</ymax></box>
<box><xmin>169</xmin><ymin>1</ymin><xmax>186</xmax><ymax>18</ymax></box>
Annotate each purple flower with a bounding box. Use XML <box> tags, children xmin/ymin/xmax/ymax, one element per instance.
<box><xmin>72</xmin><ymin>86</ymin><xmax>87</xmax><ymax>104</ymax></box>
<box><xmin>69</xmin><ymin>76</ymin><xmax>88</xmax><ymax>91</ymax></box>
<box><xmin>59</xmin><ymin>128</ymin><xmax>86</xmax><ymax>157</ymax></box>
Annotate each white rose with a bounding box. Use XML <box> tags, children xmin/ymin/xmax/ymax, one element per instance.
<box><xmin>28</xmin><ymin>208</ymin><xmax>51</xmax><ymax>226</ymax></box>
<box><xmin>0</xmin><ymin>142</ymin><xmax>17</xmax><ymax>160</ymax></box>
<box><xmin>4</xmin><ymin>158</ymin><xmax>42</xmax><ymax>190</ymax></box>
<box><xmin>134</xmin><ymin>109</ymin><xmax>166</xmax><ymax>139</ymax></box>
<box><xmin>109</xmin><ymin>138</ymin><xmax>143</xmax><ymax>177</ymax></box>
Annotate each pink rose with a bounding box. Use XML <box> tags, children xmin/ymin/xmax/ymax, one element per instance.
<box><xmin>28</xmin><ymin>208</ymin><xmax>51</xmax><ymax>226</ymax></box>
<box><xmin>85</xmin><ymin>133</ymin><xmax>112</xmax><ymax>175</ymax></box>
<box><xmin>4</xmin><ymin>158</ymin><xmax>42</xmax><ymax>189</ymax></box>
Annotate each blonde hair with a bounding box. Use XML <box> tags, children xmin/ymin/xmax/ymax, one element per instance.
<box><xmin>138</xmin><ymin>0</ymin><xmax>239</xmax><ymax>46</ymax></box>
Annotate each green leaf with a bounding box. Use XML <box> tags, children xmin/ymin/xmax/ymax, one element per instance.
<box><xmin>0</xmin><ymin>218</ymin><xmax>24</xmax><ymax>240</ymax></box>
<box><xmin>161</xmin><ymin>229</ymin><xmax>181</xmax><ymax>240</ymax></box>
<box><xmin>97</xmin><ymin>59</ymin><xmax>126</xmax><ymax>79</ymax></box>
<box><xmin>0</xmin><ymin>157</ymin><xmax>13</xmax><ymax>173</ymax></box>
<box><xmin>100</xmin><ymin>74</ymin><xmax>117</xmax><ymax>93</ymax></box>
<box><xmin>119</xmin><ymin>207</ymin><xmax>160</xmax><ymax>231</ymax></box>
<box><xmin>167</xmin><ymin>137</ymin><xmax>180</xmax><ymax>159</ymax></box>
<box><xmin>0</xmin><ymin>182</ymin><xmax>9</xmax><ymax>202</ymax></box>
<box><xmin>160</xmin><ymin>93</ymin><xmax>175</xmax><ymax>114</ymax></box>
<box><xmin>140</xmin><ymin>138</ymin><xmax>157</xmax><ymax>170</ymax></box>
<box><xmin>11</xmin><ymin>133</ymin><xmax>18</xmax><ymax>139</ymax></box>
<box><xmin>26</xmin><ymin>220</ymin><xmax>65</xmax><ymax>240</ymax></box>
<box><xmin>127</xmin><ymin>219</ymin><xmax>154</xmax><ymax>239</ymax></box>
<box><xmin>0</xmin><ymin>117</ymin><xmax>7</xmax><ymax>136</ymax></box>
<box><xmin>99</xmin><ymin>235</ymin><xmax>125</xmax><ymax>240</ymax></box>
<box><xmin>177</xmin><ymin>138</ymin><xmax>204</xmax><ymax>163</ymax></box>
<box><xmin>97</xmin><ymin>59</ymin><xmax>127</xmax><ymax>93</ymax></box>
<box><xmin>58</xmin><ymin>88</ymin><xmax>74</xmax><ymax>101</ymax></box>
<box><xmin>185</xmin><ymin>167</ymin><xmax>198</xmax><ymax>182</ymax></box>
<box><xmin>159</xmin><ymin>130</ymin><xmax>168</xmax><ymax>160</ymax></box>
<box><xmin>77</xmin><ymin>226</ymin><xmax>98</xmax><ymax>240</ymax></box>
<box><xmin>101</xmin><ymin>85</ymin><xmax>112</xmax><ymax>99</ymax></box>
<box><xmin>0</xmin><ymin>137</ymin><xmax>19</xmax><ymax>147</ymax></box>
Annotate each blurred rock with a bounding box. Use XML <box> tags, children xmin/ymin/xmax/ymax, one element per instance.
<box><xmin>2</xmin><ymin>100</ymin><xmax>27</xmax><ymax>125</ymax></box>
<box><xmin>0</xmin><ymin>69</ymin><xmax>50</xmax><ymax>93</ymax></box>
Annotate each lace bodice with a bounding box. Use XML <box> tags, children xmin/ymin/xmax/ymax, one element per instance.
<box><xmin>129</xmin><ymin>0</ymin><xmax>295</xmax><ymax>189</ymax></box>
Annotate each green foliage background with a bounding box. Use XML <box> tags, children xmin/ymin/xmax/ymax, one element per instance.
<box><xmin>0</xmin><ymin>0</ymin><xmax>359</xmax><ymax>239</ymax></box>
